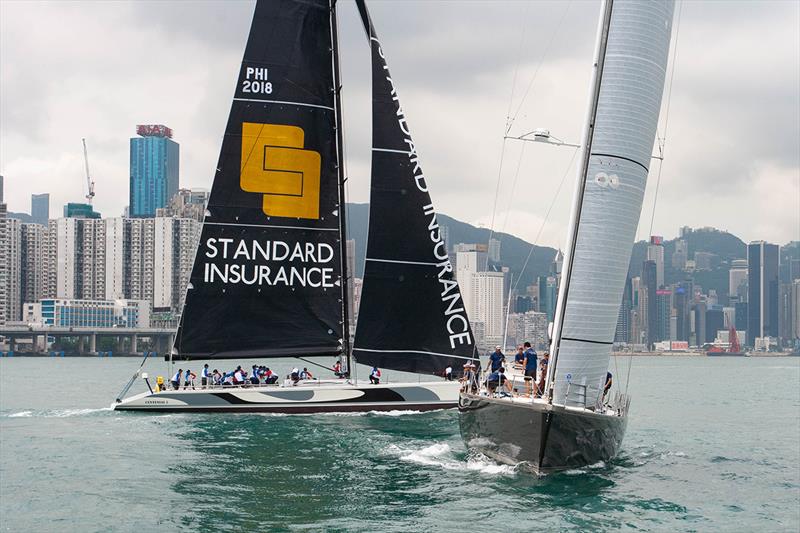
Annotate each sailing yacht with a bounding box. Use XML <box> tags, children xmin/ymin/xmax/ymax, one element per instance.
<box><xmin>113</xmin><ymin>0</ymin><xmax>477</xmax><ymax>413</ymax></box>
<box><xmin>459</xmin><ymin>0</ymin><xmax>675</xmax><ymax>473</ymax></box>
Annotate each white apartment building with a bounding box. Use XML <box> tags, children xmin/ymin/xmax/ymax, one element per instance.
<box><xmin>105</xmin><ymin>218</ymin><xmax>126</xmax><ymax>300</ymax></box>
<box><xmin>20</xmin><ymin>223</ymin><xmax>47</xmax><ymax>309</ymax></box>
<box><xmin>0</xmin><ymin>217</ymin><xmax>22</xmax><ymax>323</ymax></box>
<box><xmin>506</xmin><ymin>310</ymin><xmax>549</xmax><ymax>350</ymax></box>
<box><xmin>464</xmin><ymin>271</ymin><xmax>505</xmax><ymax>346</ymax></box>
<box><xmin>153</xmin><ymin>217</ymin><xmax>201</xmax><ymax>310</ymax></box>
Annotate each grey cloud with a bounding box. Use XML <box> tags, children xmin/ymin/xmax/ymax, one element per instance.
<box><xmin>0</xmin><ymin>0</ymin><xmax>797</xmax><ymax>246</ymax></box>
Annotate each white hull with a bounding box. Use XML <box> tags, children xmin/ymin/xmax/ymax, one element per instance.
<box><xmin>112</xmin><ymin>379</ymin><xmax>460</xmax><ymax>413</ymax></box>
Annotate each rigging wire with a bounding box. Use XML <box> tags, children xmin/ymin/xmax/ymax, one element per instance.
<box><xmin>624</xmin><ymin>0</ymin><xmax>683</xmax><ymax>397</ymax></box>
<box><xmin>499</xmin><ymin>147</ymin><xmax>578</xmax><ymax>349</ymax></box>
<box><xmin>505</xmin><ymin>0</ymin><xmax>573</xmax><ymax>135</ymax></box>
<box><xmin>484</xmin><ymin>1</ymin><xmax>572</xmax><ymax>271</ymax></box>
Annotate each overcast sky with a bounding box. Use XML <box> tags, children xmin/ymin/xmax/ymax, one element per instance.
<box><xmin>1</xmin><ymin>0</ymin><xmax>798</xmax><ymax>249</ymax></box>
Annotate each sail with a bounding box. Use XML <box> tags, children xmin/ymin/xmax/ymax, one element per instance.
<box><xmin>549</xmin><ymin>0</ymin><xmax>674</xmax><ymax>404</ymax></box>
<box><xmin>352</xmin><ymin>0</ymin><xmax>476</xmax><ymax>375</ymax></box>
<box><xmin>174</xmin><ymin>0</ymin><xmax>346</xmax><ymax>360</ymax></box>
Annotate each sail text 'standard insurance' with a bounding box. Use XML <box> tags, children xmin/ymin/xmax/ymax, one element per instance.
<box><xmin>376</xmin><ymin>39</ymin><xmax>472</xmax><ymax>351</ymax></box>
<box><xmin>202</xmin><ymin>238</ymin><xmax>337</xmax><ymax>288</ymax></box>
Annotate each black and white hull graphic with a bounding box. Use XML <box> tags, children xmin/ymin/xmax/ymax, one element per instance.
<box><xmin>114</xmin><ymin>381</ymin><xmax>459</xmax><ymax>413</ymax></box>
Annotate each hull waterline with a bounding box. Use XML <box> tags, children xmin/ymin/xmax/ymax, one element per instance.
<box><xmin>113</xmin><ymin>380</ymin><xmax>459</xmax><ymax>414</ymax></box>
<box><xmin>458</xmin><ymin>393</ymin><xmax>627</xmax><ymax>474</ymax></box>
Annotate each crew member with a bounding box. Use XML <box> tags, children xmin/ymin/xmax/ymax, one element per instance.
<box><xmin>488</xmin><ymin>346</ymin><xmax>505</xmax><ymax>372</ymax></box>
<box><xmin>523</xmin><ymin>342</ymin><xmax>538</xmax><ymax>396</ymax></box>
<box><xmin>486</xmin><ymin>367</ymin><xmax>511</xmax><ymax>395</ymax></box>
<box><xmin>171</xmin><ymin>369</ymin><xmax>183</xmax><ymax>390</ymax></box>
<box><xmin>300</xmin><ymin>367</ymin><xmax>313</xmax><ymax>380</ymax></box>
<box><xmin>184</xmin><ymin>369</ymin><xmax>196</xmax><ymax>390</ymax></box>
<box><xmin>514</xmin><ymin>346</ymin><xmax>525</xmax><ymax>368</ymax></box>
<box><xmin>369</xmin><ymin>366</ymin><xmax>381</xmax><ymax>385</ymax></box>
<box><xmin>201</xmin><ymin>364</ymin><xmax>210</xmax><ymax>388</ymax></box>
<box><xmin>536</xmin><ymin>352</ymin><xmax>549</xmax><ymax>397</ymax></box>
<box><xmin>445</xmin><ymin>366</ymin><xmax>453</xmax><ymax>381</ymax></box>
<box><xmin>603</xmin><ymin>371</ymin><xmax>613</xmax><ymax>400</ymax></box>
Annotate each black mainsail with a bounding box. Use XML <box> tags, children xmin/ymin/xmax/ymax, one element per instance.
<box><xmin>175</xmin><ymin>0</ymin><xmax>348</xmax><ymax>360</ymax></box>
<box><xmin>352</xmin><ymin>1</ymin><xmax>476</xmax><ymax>375</ymax></box>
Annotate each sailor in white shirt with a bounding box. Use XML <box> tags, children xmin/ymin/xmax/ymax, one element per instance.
<box><xmin>201</xmin><ymin>364</ymin><xmax>210</xmax><ymax>388</ymax></box>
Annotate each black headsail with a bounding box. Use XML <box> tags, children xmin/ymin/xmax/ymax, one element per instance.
<box><xmin>174</xmin><ymin>0</ymin><xmax>348</xmax><ymax>360</ymax></box>
<box><xmin>352</xmin><ymin>0</ymin><xmax>476</xmax><ymax>375</ymax></box>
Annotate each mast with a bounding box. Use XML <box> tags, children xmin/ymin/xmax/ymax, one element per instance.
<box><xmin>330</xmin><ymin>0</ymin><xmax>352</xmax><ymax>373</ymax></box>
<box><xmin>546</xmin><ymin>0</ymin><xmax>614</xmax><ymax>400</ymax></box>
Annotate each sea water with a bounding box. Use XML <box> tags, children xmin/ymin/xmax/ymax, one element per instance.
<box><xmin>1</xmin><ymin>356</ymin><xmax>798</xmax><ymax>532</ymax></box>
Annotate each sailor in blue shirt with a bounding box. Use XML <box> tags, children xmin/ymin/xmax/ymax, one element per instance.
<box><xmin>488</xmin><ymin>346</ymin><xmax>505</xmax><ymax>372</ymax></box>
<box><xmin>523</xmin><ymin>342</ymin><xmax>537</xmax><ymax>378</ymax></box>
<box><xmin>171</xmin><ymin>369</ymin><xmax>183</xmax><ymax>390</ymax></box>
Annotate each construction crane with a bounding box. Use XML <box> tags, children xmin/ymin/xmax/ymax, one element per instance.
<box><xmin>82</xmin><ymin>138</ymin><xmax>95</xmax><ymax>204</ymax></box>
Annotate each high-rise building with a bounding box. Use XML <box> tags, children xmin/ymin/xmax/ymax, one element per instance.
<box><xmin>655</xmin><ymin>289</ymin><xmax>671</xmax><ymax>343</ymax></box>
<box><xmin>672</xmin><ymin>239</ymin><xmax>688</xmax><ymax>270</ymax></box>
<box><xmin>488</xmin><ymin>238</ymin><xmax>501</xmax><ymax>263</ymax></box>
<box><xmin>0</xmin><ymin>179</ymin><xmax>7</xmax><ymax>326</ymax></box>
<box><xmin>642</xmin><ymin>260</ymin><xmax>657</xmax><ymax>347</ymax></box>
<box><xmin>537</xmin><ymin>275</ymin><xmax>558</xmax><ymax>322</ymax></box>
<box><xmin>0</xmin><ymin>217</ymin><xmax>22</xmax><ymax>323</ymax></box>
<box><xmin>729</xmin><ymin>259</ymin><xmax>748</xmax><ymax>302</ymax></box>
<box><xmin>152</xmin><ymin>217</ymin><xmax>201</xmax><ymax>311</ymax></box>
<box><xmin>155</xmin><ymin>188</ymin><xmax>209</xmax><ymax>221</ymax></box>
<box><xmin>615</xmin><ymin>277</ymin><xmax>633</xmax><ymax>344</ymax></box>
<box><xmin>693</xmin><ymin>301</ymin><xmax>707</xmax><ymax>347</ymax></box>
<box><xmin>130</xmin><ymin>125</ymin><xmax>179</xmax><ymax>217</ymax></box>
<box><xmin>20</xmin><ymin>223</ymin><xmax>47</xmax><ymax>311</ymax></box>
<box><xmin>454</xmin><ymin>243</ymin><xmax>487</xmax><ymax>275</ymax></box>
<box><xmin>747</xmin><ymin>241</ymin><xmax>779</xmax><ymax>344</ymax></box>
<box><xmin>673</xmin><ymin>280</ymin><xmax>693</xmax><ymax>342</ymax></box>
<box><xmin>126</xmin><ymin>218</ymin><xmax>155</xmax><ymax>302</ymax></box>
<box><xmin>31</xmin><ymin>194</ymin><xmax>49</xmax><ymax>225</ymax></box>
<box><xmin>647</xmin><ymin>236</ymin><xmax>665</xmax><ymax>288</ymax></box>
<box><xmin>461</xmin><ymin>271</ymin><xmax>505</xmax><ymax>347</ymax></box>
<box><xmin>704</xmin><ymin>308</ymin><xmax>725</xmax><ymax>345</ymax></box>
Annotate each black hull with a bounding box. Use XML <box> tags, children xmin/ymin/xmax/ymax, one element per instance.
<box><xmin>458</xmin><ymin>394</ymin><xmax>627</xmax><ymax>474</ymax></box>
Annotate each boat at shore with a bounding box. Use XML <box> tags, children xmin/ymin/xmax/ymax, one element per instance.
<box><xmin>114</xmin><ymin>0</ymin><xmax>477</xmax><ymax>413</ymax></box>
<box><xmin>459</xmin><ymin>0</ymin><xmax>675</xmax><ymax>474</ymax></box>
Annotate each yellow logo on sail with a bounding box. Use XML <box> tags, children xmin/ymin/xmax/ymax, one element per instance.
<box><xmin>240</xmin><ymin>123</ymin><xmax>321</xmax><ymax>220</ymax></box>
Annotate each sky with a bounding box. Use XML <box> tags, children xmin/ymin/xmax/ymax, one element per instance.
<box><xmin>1</xmin><ymin>0</ymin><xmax>798</xmax><ymax>249</ymax></box>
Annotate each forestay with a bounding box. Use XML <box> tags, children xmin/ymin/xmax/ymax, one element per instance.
<box><xmin>549</xmin><ymin>0</ymin><xmax>675</xmax><ymax>405</ymax></box>
<box><xmin>175</xmin><ymin>0</ymin><xmax>346</xmax><ymax>360</ymax></box>
<box><xmin>352</xmin><ymin>0</ymin><xmax>476</xmax><ymax>375</ymax></box>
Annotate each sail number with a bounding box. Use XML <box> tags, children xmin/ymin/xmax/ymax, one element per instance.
<box><xmin>242</xmin><ymin>80</ymin><xmax>273</xmax><ymax>94</ymax></box>
<box><xmin>242</xmin><ymin>67</ymin><xmax>273</xmax><ymax>94</ymax></box>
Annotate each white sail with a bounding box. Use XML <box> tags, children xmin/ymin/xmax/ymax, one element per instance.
<box><xmin>549</xmin><ymin>0</ymin><xmax>675</xmax><ymax>406</ymax></box>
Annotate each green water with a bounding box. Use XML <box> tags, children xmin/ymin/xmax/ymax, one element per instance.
<box><xmin>1</xmin><ymin>356</ymin><xmax>798</xmax><ymax>532</ymax></box>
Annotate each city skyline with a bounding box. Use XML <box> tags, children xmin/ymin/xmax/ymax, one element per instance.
<box><xmin>1</xmin><ymin>0</ymin><xmax>798</xmax><ymax>248</ymax></box>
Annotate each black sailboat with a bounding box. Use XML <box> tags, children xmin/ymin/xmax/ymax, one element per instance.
<box><xmin>113</xmin><ymin>0</ymin><xmax>472</xmax><ymax>413</ymax></box>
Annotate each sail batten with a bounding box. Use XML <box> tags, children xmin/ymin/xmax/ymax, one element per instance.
<box><xmin>352</xmin><ymin>0</ymin><xmax>476</xmax><ymax>375</ymax></box>
<box><xmin>548</xmin><ymin>0</ymin><xmax>675</xmax><ymax>404</ymax></box>
<box><xmin>174</xmin><ymin>0</ymin><xmax>347</xmax><ymax>361</ymax></box>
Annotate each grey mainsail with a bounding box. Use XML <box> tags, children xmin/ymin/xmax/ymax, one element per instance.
<box><xmin>548</xmin><ymin>0</ymin><xmax>675</xmax><ymax>405</ymax></box>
